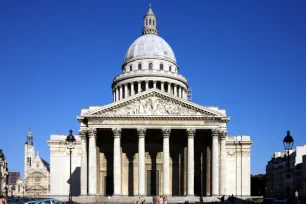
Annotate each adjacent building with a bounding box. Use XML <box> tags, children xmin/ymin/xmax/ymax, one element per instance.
<box><xmin>0</xmin><ymin>149</ymin><xmax>8</xmax><ymax>196</ymax></box>
<box><xmin>48</xmin><ymin>5</ymin><xmax>253</xmax><ymax>197</ymax></box>
<box><xmin>11</xmin><ymin>130</ymin><xmax>51</xmax><ymax>197</ymax></box>
<box><xmin>265</xmin><ymin>145</ymin><xmax>306</xmax><ymax>197</ymax></box>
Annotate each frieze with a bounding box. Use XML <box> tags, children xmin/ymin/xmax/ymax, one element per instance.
<box><xmin>90</xmin><ymin>92</ymin><xmax>217</xmax><ymax>116</ymax></box>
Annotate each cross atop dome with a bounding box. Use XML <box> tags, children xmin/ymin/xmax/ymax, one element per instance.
<box><xmin>142</xmin><ymin>4</ymin><xmax>158</xmax><ymax>35</ymax></box>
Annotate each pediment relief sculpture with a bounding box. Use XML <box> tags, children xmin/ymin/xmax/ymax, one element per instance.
<box><xmin>95</xmin><ymin>96</ymin><xmax>212</xmax><ymax>116</ymax></box>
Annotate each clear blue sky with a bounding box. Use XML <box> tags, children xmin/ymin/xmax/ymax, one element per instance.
<box><xmin>1</xmin><ymin>0</ymin><xmax>306</xmax><ymax>177</ymax></box>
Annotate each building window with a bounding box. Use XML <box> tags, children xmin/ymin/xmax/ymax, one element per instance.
<box><xmin>160</xmin><ymin>64</ymin><xmax>163</xmax><ymax>70</ymax></box>
<box><xmin>146</xmin><ymin>19</ymin><xmax>148</xmax><ymax>26</ymax></box>
<box><xmin>153</xmin><ymin>19</ymin><xmax>155</xmax><ymax>26</ymax></box>
<box><xmin>138</xmin><ymin>63</ymin><xmax>142</xmax><ymax>70</ymax></box>
<box><xmin>149</xmin><ymin>63</ymin><xmax>153</xmax><ymax>70</ymax></box>
<box><xmin>169</xmin><ymin>66</ymin><xmax>172</xmax><ymax>72</ymax></box>
<box><xmin>129</xmin><ymin>65</ymin><xmax>132</xmax><ymax>71</ymax></box>
<box><xmin>149</xmin><ymin>19</ymin><xmax>152</xmax><ymax>25</ymax></box>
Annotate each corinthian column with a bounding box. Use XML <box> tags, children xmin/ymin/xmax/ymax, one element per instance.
<box><xmin>113</xmin><ymin>128</ymin><xmax>122</xmax><ymax>195</ymax></box>
<box><xmin>124</xmin><ymin>84</ymin><xmax>128</xmax><ymax>98</ymax></box>
<box><xmin>187</xmin><ymin>128</ymin><xmax>195</xmax><ymax>196</ymax></box>
<box><xmin>119</xmin><ymin>85</ymin><xmax>123</xmax><ymax>100</ymax></box>
<box><xmin>80</xmin><ymin>129</ymin><xmax>88</xmax><ymax>195</ymax></box>
<box><xmin>131</xmin><ymin>82</ymin><xmax>135</xmax><ymax>96</ymax></box>
<box><xmin>137</xmin><ymin>128</ymin><xmax>146</xmax><ymax>195</ymax></box>
<box><xmin>116</xmin><ymin>87</ymin><xmax>119</xmax><ymax>101</ymax></box>
<box><xmin>161</xmin><ymin>82</ymin><xmax>164</xmax><ymax>92</ymax></box>
<box><xmin>88</xmin><ymin>128</ymin><xmax>97</xmax><ymax>195</ymax></box>
<box><xmin>212</xmin><ymin>129</ymin><xmax>219</xmax><ymax>195</ymax></box>
<box><xmin>138</xmin><ymin>81</ymin><xmax>142</xmax><ymax>94</ymax></box>
<box><xmin>168</xmin><ymin>83</ymin><xmax>171</xmax><ymax>94</ymax></box>
<box><xmin>219</xmin><ymin>130</ymin><xmax>227</xmax><ymax>195</ymax></box>
<box><xmin>162</xmin><ymin>128</ymin><xmax>171</xmax><ymax>195</ymax></box>
<box><xmin>145</xmin><ymin>80</ymin><xmax>149</xmax><ymax>91</ymax></box>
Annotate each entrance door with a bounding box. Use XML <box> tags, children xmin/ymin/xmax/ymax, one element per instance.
<box><xmin>147</xmin><ymin>170</ymin><xmax>159</xmax><ymax>195</ymax></box>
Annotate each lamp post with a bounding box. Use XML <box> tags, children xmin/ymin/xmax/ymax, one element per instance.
<box><xmin>283</xmin><ymin>131</ymin><xmax>294</xmax><ymax>202</ymax></box>
<box><xmin>66</xmin><ymin>130</ymin><xmax>76</xmax><ymax>204</ymax></box>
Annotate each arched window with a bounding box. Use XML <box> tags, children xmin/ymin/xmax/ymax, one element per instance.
<box><xmin>149</xmin><ymin>63</ymin><xmax>153</xmax><ymax>70</ymax></box>
<box><xmin>153</xmin><ymin>19</ymin><xmax>155</xmax><ymax>26</ymax></box>
<box><xmin>160</xmin><ymin>64</ymin><xmax>163</xmax><ymax>70</ymax></box>
<box><xmin>169</xmin><ymin>66</ymin><xmax>172</xmax><ymax>72</ymax></box>
<box><xmin>149</xmin><ymin>19</ymin><xmax>152</xmax><ymax>25</ymax></box>
<box><xmin>130</xmin><ymin>65</ymin><xmax>132</xmax><ymax>71</ymax></box>
<box><xmin>146</xmin><ymin>19</ymin><xmax>148</xmax><ymax>26</ymax></box>
<box><xmin>138</xmin><ymin>63</ymin><xmax>142</xmax><ymax>70</ymax></box>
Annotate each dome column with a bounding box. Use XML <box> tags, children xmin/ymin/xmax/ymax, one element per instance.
<box><xmin>145</xmin><ymin>80</ymin><xmax>149</xmax><ymax>91</ymax></box>
<box><xmin>131</xmin><ymin>82</ymin><xmax>135</xmax><ymax>96</ymax></box>
<box><xmin>119</xmin><ymin>85</ymin><xmax>123</xmax><ymax>100</ymax></box>
<box><xmin>178</xmin><ymin>86</ymin><xmax>182</xmax><ymax>98</ymax></box>
<box><xmin>138</xmin><ymin>81</ymin><xmax>142</xmax><ymax>94</ymax></box>
<box><xmin>168</xmin><ymin>83</ymin><xmax>171</xmax><ymax>94</ymax></box>
<box><xmin>113</xmin><ymin>90</ymin><xmax>115</xmax><ymax>102</ymax></box>
<box><xmin>161</xmin><ymin>82</ymin><xmax>165</xmax><ymax>92</ymax></box>
<box><xmin>116</xmin><ymin>87</ymin><xmax>119</xmax><ymax>101</ymax></box>
<box><xmin>174</xmin><ymin>84</ymin><xmax>177</xmax><ymax>97</ymax></box>
<box><xmin>153</xmin><ymin>81</ymin><xmax>157</xmax><ymax>89</ymax></box>
<box><xmin>124</xmin><ymin>84</ymin><xmax>128</xmax><ymax>98</ymax></box>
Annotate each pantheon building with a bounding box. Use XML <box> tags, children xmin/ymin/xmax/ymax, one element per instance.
<box><xmin>48</xmin><ymin>6</ymin><xmax>252</xmax><ymax>198</ymax></box>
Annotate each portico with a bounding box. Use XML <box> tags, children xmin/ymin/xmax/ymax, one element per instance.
<box><xmin>77</xmin><ymin>90</ymin><xmax>229</xmax><ymax>196</ymax></box>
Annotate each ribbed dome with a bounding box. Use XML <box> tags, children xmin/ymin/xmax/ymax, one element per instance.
<box><xmin>124</xmin><ymin>34</ymin><xmax>176</xmax><ymax>63</ymax></box>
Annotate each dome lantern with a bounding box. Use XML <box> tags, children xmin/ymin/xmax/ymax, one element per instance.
<box><xmin>142</xmin><ymin>4</ymin><xmax>158</xmax><ymax>35</ymax></box>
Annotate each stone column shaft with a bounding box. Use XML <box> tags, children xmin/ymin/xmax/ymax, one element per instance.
<box><xmin>124</xmin><ymin>84</ymin><xmax>128</xmax><ymax>98</ymax></box>
<box><xmin>168</xmin><ymin>83</ymin><xmax>171</xmax><ymax>94</ymax></box>
<box><xmin>145</xmin><ymin>81</ymin><xmax>149</xmax><ymax>91</ymax></box>
<box><xmin>80</xmin><ymin>130</ymin><xmax>88</xmax><ymax>195</ymax></box>
<box><xmin>138</xmin><ymin>128</ymin><xmax>146</xmax><ymax>195</ymax></box>
<box><xmin>178</xmin><ymin>86</ymin><xmax>182</xmax><ymax>98</ymax></box>
<box><xmin>153</xmin><ymin>81</ymin><xmax>157</xmax><ymax>89</ymax></box>
<box><xmin>212</xmin><ymin>129</ymin><xmax>219</xmax><ymax>195</ymax></box>
<box><xmin>113</xmin><ymin>128</ymin><xmax>122</xmax><ymax>195</ymax></box>
<box><xmin>119</xmin><ymin>86</ymin><xmax>123</xmax><ymax>100</ymax></box>
<box><xmin>220</xmin><ymin>131</ymin><xmax>227</xmax><ymax>195</ymax></box>
<box><xmin>131</xmin><ymin>82</ymin><xmax>135</xmax><ymax>96</ymax></box>
<box><xmin>138</xmin><ymin>81</ymin><xmax>142</xmax><ymax>93</ymax></box>
<box><xmin>161</xmin><ymin>82</ymin><xmax>164</xmax><ymax>92</ymax></box>
<box><xmin>174</xmin><ymin>85</ymin><xmax>177</xmax><ymax>96</ymax></box>
<box><xmin>206</xmin><ymin>145</ymin><xmax>211</xmax><ymax>196</ymax></box>
<box><xmin>116</xmin><ymin>87</ymin><xmax>119</xmax><ymax>101</ymax></box>
<box><xmin>162</xmin><ymin>128</ymin><xmax>171</xmax><ymax>195</ymax></box>
<box><xmin>187</xmin><ymin>128</ymin><xmax>195</xmax><ymax>196</ymax></box>
<box><xmin>88</xmin><ymin>128</ymin><xmax>97</xmax><ymax>195</ymax></box>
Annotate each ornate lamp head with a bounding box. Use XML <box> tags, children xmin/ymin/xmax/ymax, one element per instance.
<box><xmin>66</xmin><ymin>130</ymin><xmax>76</xmax><ymax>149</ymax></box>
<box><xmin>283</xmin><ymin>131</ymin><xmax>294</xmax><ymax>150</ymax></box>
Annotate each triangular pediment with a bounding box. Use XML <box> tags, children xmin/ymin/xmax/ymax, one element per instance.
<box><xmin>83</xmin><ymin>89</ymin><xmax>226</xmax><ymax>117</ymax></box>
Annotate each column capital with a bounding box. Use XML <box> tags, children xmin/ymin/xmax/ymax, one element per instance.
<box><xmin>137</xmin><ymin>128</ymin><xmax>146</xmax><ymax>138</ymax></box>
<box><xmin>211</xmin><ymin>128</ymin><xmax>219</xmax><ymax>138</ymax></box>
<box><xmin>88</xmin><ymin>128</ymin><xmax>97</xmax><ymax>138</ymax></box>
<box><xmin>218</xmin><ymin>130</ymin><xmax>227</xmax><ymax>140</ymax></box>
<box><xmin>186</xmin><ymin>128</ymin><xmax>196</xmax><ymax>138</ymax></box>
<box><xmin>112</xmin><ymin>128</ymin><xmax>122</xmax><ymax>138</ymax></box>
<box><xmin>79</xmin><ymin>129</ymin><xmax>88</xmax><ymax>140</ymax></box>
<box><xmin>162</xmin><ymin>128</ymin><xmax>171</xmax><ymax>138</ymax></box>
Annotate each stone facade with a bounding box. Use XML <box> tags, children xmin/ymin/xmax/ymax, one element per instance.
<box><xmin>47</xmin><ymin>5</ymin><xmax>252</xmax><ymax>198</ymax></box>
<box><xmin>12</xmin><ymin>130</ymin><xmax>50</xmax><ymax>196</ymax></box>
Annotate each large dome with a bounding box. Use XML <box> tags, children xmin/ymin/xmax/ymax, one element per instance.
<box><xmin>124</xmin><ymin>34</ymin><xmax>176</xmax><ymax>63</ymax></box>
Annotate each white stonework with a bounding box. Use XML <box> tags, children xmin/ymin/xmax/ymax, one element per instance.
<box><xmin>14</xmin><ymin>130</ymin><xmax>51</xmax><ymax>196</ymax></box>
<box><xmin>47</xmin><ymin>5</ymin><xmax>253</xmax><ymax>198</ymax></box>
<box><xmin>47</xmin><ymin>135</ymin><xmax>81</xmax><ymax>196</ymax></box>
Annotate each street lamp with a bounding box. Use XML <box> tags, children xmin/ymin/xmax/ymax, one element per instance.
<box><xmin>283</xmin><ymin>131</ymin><xmax>294</xmax><ymax>201</ymax></box>
<box><xmin>66</xmin><ymin>130</ymin><xmax>76</xmax><ymax>204</ymax></box>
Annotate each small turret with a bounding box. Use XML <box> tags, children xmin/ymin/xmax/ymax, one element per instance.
<box><xmin>142</xmin><ymin>4</ymin><xmax>158</xmax><ymax>35</ymax></box>
<box><xmin>26</xmin><ymin>129</ymin><xmax>33</xmax><ymax>145</ymax></box>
